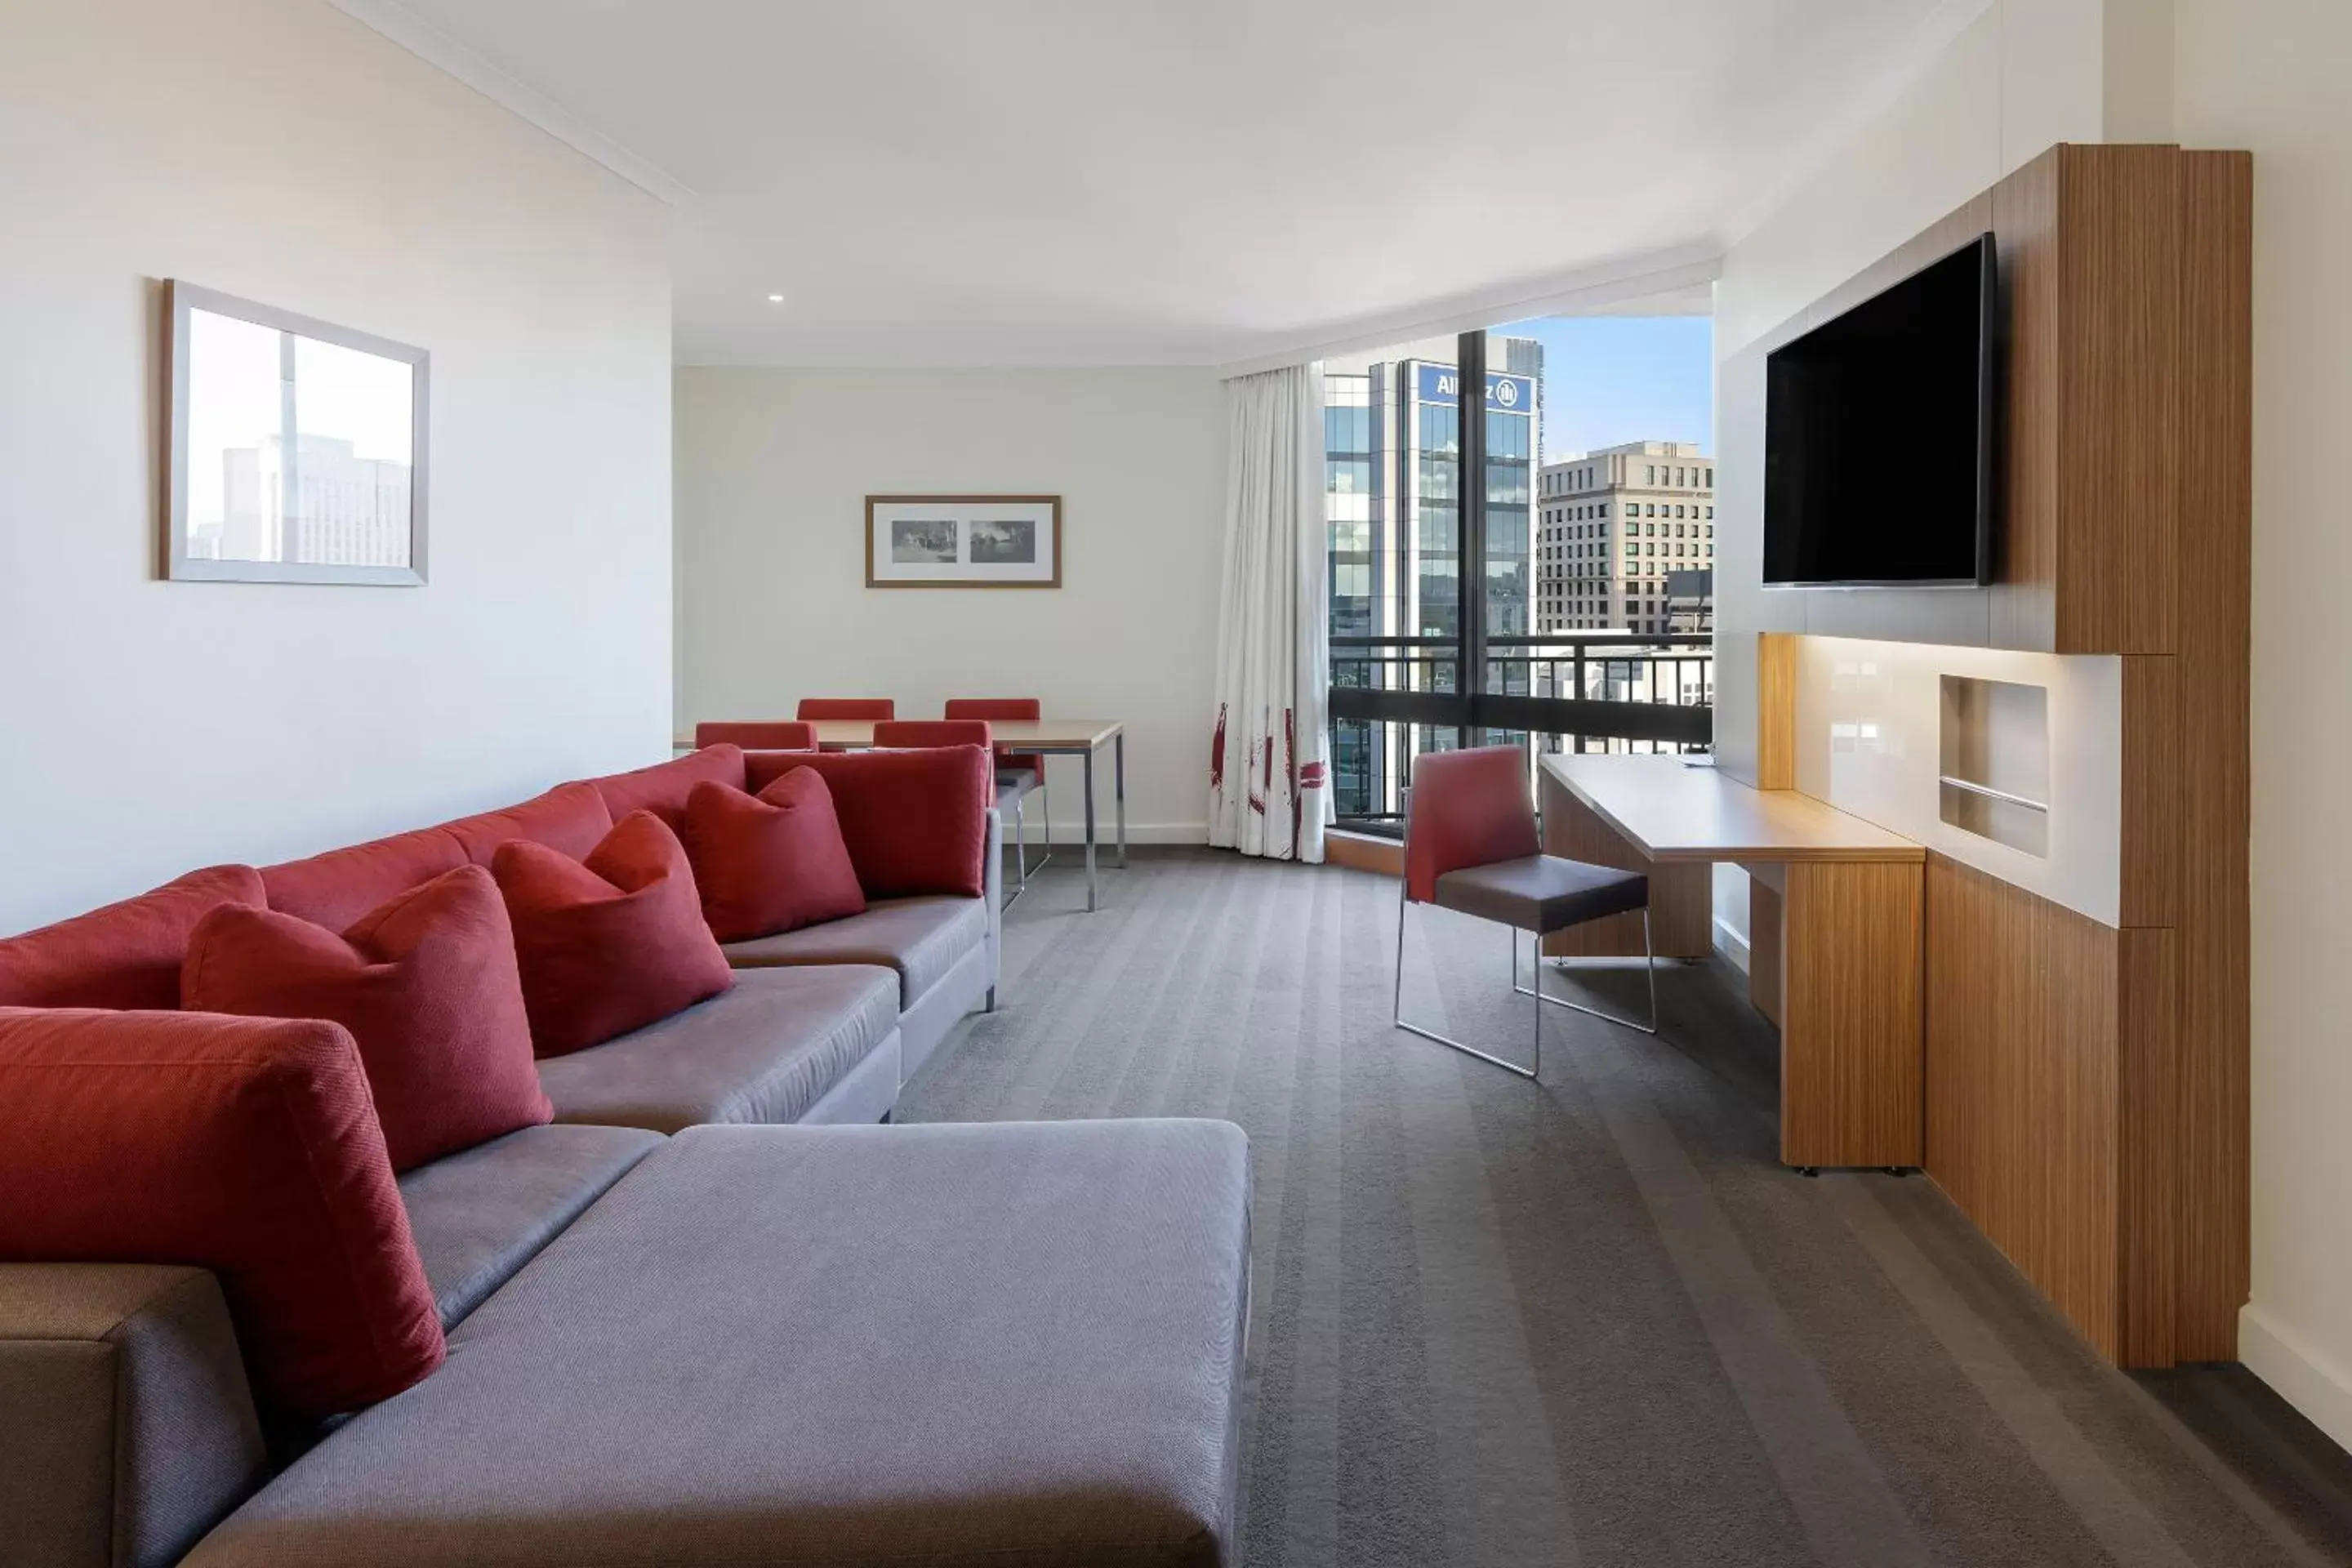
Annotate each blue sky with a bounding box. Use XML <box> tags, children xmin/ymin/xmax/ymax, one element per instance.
<box><xmin>1491</xmin><ymin>314</ymin><xmax>1714</xmax><ymax>463</ymax></box>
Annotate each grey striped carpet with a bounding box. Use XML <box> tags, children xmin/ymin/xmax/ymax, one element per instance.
<box><xmin>900</xmin><ymin>848</ymin><xmax>2352</xmax><ymax>1567</ymax></box>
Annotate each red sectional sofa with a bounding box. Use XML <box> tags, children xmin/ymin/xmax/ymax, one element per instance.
<box><xmin>258</xmin><ymin>742</ymin><xmax>995</xmax><ymax>1129</ymax></box>
<box><xmin>0</xmin><ymin>745</ymin><xmax>1254</xmax><ymax>1568</ymax></box>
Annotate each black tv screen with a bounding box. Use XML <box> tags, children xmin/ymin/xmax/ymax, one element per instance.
<box><xmin>1764</xmin><ymin>233</ymin><xmax>1995</xmax><ymax>587</ymax></box>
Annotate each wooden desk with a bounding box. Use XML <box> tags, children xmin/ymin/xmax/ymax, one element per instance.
<box><xmin>805</xmin><ymin>719</ymin><xmax>1127</xmax><ymax>913</ymax></box>
<box><xmin>1539</xmin><ymin>754</ymin><xmax>1924</xmax><ymax>1170</ymax></box>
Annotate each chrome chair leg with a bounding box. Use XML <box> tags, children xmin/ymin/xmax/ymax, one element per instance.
<box><xmin>1002</xmin><ymin>796</ymin><xmax>1029</xmax><ymax>911</ymax></box>
<box><xmin>1512</xmin><ymin>909</ymin><xmax>1660</xmax><ymax>1036</ymax></box>
<box><xmin>1393</xmin><ymin>882</ymin><xmax>1540</xmax><ymax>1080</ymax></box>
<box><xmin>1392</xmin><ymin>873</ymin><xmax>1407</xmax><ymax>1023</ymax></box>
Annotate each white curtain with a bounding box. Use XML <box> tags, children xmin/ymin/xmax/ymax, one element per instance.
<box><xmin>1208</xmin><ymin>363</ymin><xmax>1330</xmax><ymax>862</ymax></box>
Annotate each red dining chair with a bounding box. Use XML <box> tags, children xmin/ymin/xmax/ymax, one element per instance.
<box><xmin>1396</xmin><ymin>746</ymin><xmax>1656</xmax><ymax>1079</ymax></box>
<box><xmin>945</xmin><ymin>697</ymin><xmax>1049</xmax><ymax>890</ymax></box>
<box><xmin>693</xmin><ymin>720</ymin><xmax>817</xmax><ymax>751</ymax></box>
<box><xmin>795</xmin><ymin>698</ymin><xmax>896</xmax><ymax>720</ymax></box>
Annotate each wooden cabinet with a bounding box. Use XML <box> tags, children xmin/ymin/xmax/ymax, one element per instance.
<box><xmin>1748</xmin><ymin>145</ymin><xmax>2252</xmax><ymax>1368</ymax></box>
<box><xmin>1923</xmin><ymin>146</ymin><xmax>2251</xmax><ymax>1367</ymax></box>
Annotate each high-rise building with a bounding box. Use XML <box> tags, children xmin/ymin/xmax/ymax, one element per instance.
<box><xmin>1533</xmin><ymin>441</ymin><xmax>1714</xmax><ymax>635</ymax></box>
<box><xmin>1325</xmin><ymin>336</ymin><xmax>1541</xmax><ymax>643</ymax></box>
<box><xmin>1324</xmin><ymin>337</ymin><xmax>1540</xmax><ymax>816</ymax></box>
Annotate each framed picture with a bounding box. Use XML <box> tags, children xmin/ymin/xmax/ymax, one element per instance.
<box><xmin>865</xmin><ymin>494</ymin><xmax>1061</xmax><ymax>589</ymax></box>
<box><xmin>163</xmin><ymin>279</ymin><xmax>429</xmax><ymax>586</ymax></box>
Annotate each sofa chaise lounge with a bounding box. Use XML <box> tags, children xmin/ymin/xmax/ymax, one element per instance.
<box><xmin>0</xmin><ymin>744</ymin><xmax>1254</xmax><ymax>1568</ymax></box>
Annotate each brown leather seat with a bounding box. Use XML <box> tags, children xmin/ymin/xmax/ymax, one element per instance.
<box><xmin>1432</xmin><ymin>854</ymin><xmax>1647</xmax><ymax>934</ymax></box>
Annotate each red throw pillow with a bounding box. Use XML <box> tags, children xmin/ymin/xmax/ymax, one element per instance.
<box><xmin>490</xmin><ymin>811</ymin><xmax>735</xmax><ymax>1057</ymax></box>
<box><xmin>183</xmin><ymin>866</ymin><xmax>550</xmax><ymax>1174</ymax></box>
<box><xmin>682</xmin><ymin>773</ymin><xmax>866</xmax><ymax>942</ymax></box>
<box><xmin>0</xmin><ymin>1006</ymin><xmax>445</xmax><ymax>1421</ymax></box>
<box><xmin>742</xmin><ymin>746</ymin><xmax>991</xmax><ymax>899</ymax></box>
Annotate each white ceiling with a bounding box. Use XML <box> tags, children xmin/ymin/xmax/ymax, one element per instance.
<box><xmin>340</xmin><ymin>0</ymin><xmax>1979</xmax><ymax>367</ymax></box>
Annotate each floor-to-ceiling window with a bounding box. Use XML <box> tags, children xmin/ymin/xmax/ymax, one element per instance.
<box><xmin>1326</xmin><ymin>315</ymin><xmax>1715</xmax><ymax>833</ymax></box>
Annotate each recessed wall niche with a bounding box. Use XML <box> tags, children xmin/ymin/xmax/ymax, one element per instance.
<box><xmin>1938</xmin><ymin>675</ymin><xmax>2049</xmax><ymax>858</ymax></box>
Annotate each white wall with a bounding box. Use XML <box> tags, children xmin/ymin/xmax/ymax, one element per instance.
<box><xmin>2171</xmin><ymin>0</ymin><xmax>2352</xmax><ymax>1455</ymax></box>
<box><xmin>675</xmin><ymin>368</ymin><xmax>1225</xmax><ymax>842</ymax></box>
<box><xmin>0</xmin><ymin>0</ymin><xmax>675</xmax><ymax>935</ymax></box>
<box><xmin>1712</xmin><ymin>0</ymin><xmax>2185</xmax><ymax>359</ymax></box>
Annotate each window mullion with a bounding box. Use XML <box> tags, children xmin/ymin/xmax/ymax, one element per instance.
<box><xmin>1458</xmin><ymin>330</ymin><xmax>1487</xmax><ymax>744</ymax></box>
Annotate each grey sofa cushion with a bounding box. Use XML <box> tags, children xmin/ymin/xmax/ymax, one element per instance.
<box><xmin>0</xmin><ymin>1264</ymin><xmax>267</xmax><ymax>1568</ymax></box>
<box><xmin>722</xmin><ymin>893</ymin><xmax>987</xmax><ymax>1005</ymax></box>
<box><xmin>537</xmin><ymin>964</ymin><xmax>897</xmax><ymax>1134</ymax></box>
<box><xmin>396</xmin><ymin>1124</ymin><xmax>662</xmax><ymax>1328</ymax></box>
<box><xmin>185</xmin><ymin>1118</ymin><xmax>1253</xmax><ymax>1568</ymax></box>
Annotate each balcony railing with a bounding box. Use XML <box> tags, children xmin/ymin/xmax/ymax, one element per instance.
<box><xmin>1327</xmin><ymin>632</ymin><xmax>1713</xmax><ymax>828</ymax></box>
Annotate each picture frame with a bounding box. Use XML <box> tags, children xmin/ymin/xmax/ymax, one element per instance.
<box><xmin>163</xmin><ymin>279</ymin><xmax>430</xmax><ymax>586</ymax></box>
<box><xmin>865</xmin><ymin>494</ymin><xmax>1062</xmax><ymax>589</ymax></box>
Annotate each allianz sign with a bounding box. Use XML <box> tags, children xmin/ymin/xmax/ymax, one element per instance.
<box><xmin>1414</xmin><ymin>363</ymin><xmax>1536</xmax><ymax>414</ymax></box>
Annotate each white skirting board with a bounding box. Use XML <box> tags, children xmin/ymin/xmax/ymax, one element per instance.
<box><xmin>1713</xmin><ymin>915</ymin><xmax>1752</xmax><ymax>975</ymax></box>
<box><xmin>2240</xmin><ymin>1303</ymin><xmax>2352</xmax><ymax>1456</ymax></box>
<box><xmin>1015</xmin><ymin>822</ymin><xmax>1206</xmax><ymax>848</ymax></box>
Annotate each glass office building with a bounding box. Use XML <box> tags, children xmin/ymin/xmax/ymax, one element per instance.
<box><xmin>1325</xmin><ymin>337</ymin><xmax>1541</xmax><ymax>819</ymax></box>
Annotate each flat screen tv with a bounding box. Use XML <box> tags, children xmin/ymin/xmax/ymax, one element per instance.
<box><xmin>1763</xmin><ymin>232</ymin><xmax>1996</xmax><ymax>588</ymax></box>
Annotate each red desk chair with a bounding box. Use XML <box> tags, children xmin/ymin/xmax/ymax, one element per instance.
<box><xmin>1396</xmin><ymin>746</ymin><xmax>1657</xmax><ymax>1079</ymax></box>
<box><xmin>795</xmin><ymin>698</ymin><xmax>896</xmax><ymax>720</ymax></box>
<box><xmin>693</xmin><ymin>720</ymin><xmax>817</xmax><ymax>751</ymax></box>
<box><xmin>945</xmin><ymin>697</ymin><xmax>1050</xmax><ymax>898</ymax></box>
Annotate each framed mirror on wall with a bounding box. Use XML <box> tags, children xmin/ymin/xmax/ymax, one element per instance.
<box><xmin>162</xmin><ymin>280</ymin><xmax>429</xmax><ymax>586</ymax></box>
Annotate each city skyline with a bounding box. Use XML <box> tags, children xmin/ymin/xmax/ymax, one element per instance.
<box><xmin>1323</xmin><ymin>325</ymin><xmax>1715</xmax><ymax>822</ymax></box>
<box><xmin>1325</xmin><ymin>318</ymin><xmax>1714</xmax><ymax>646</ymax></box>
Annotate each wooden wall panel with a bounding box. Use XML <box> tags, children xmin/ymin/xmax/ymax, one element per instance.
<box><xmin>1748</xmin><ymin>877</ymin><xmax>1784</xmax><ymax>1028</ymax></box>
<box><xmin>1925</xmin><ymin>854</ymin><xmax>2123</xmax><ymax>1359</ymax></box>
<box><xmin>1780</xmin><ymin>860</ymin><xmax>1922</xmax><ymax>1169</ymax></box>
<box><xmin>2056</xmin><ymin>145</ymin><xmax>2182</xmax><ymax>654</ymax></box>
<box><xmin>1537</xmin><ymin>768</ymin><xmax>1712</xmax><ymax>960</ymax></box>
<box><xmin>2118</xmin><ymin>657</ymin><xmax>2181</xmax><ymax>928</ymax></box>
<box><xmin>2118</xmin><ymin>929</ymin><xmax>2180</xmax><ymax>1365</ymax></box>
<box><xmin>1990</xmin><ymin>149</ymin><xmax>2061</xmax><ymax>653</ymax></box>
<box><xmin>1755</xmin><ymin>632</ymin><xmax>1797</xmax><ymax>791</ymax></box>
<box><xmin>2171</xmin><ymin>150</ymin><xmax>2253</xmax><ymax>1360</ymax></box>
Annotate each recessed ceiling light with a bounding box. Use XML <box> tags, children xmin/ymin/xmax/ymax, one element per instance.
<box><xmin>766</xmin><ymin>293</ymin><xmax>785</xmax><ymax>304</ymax></box>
